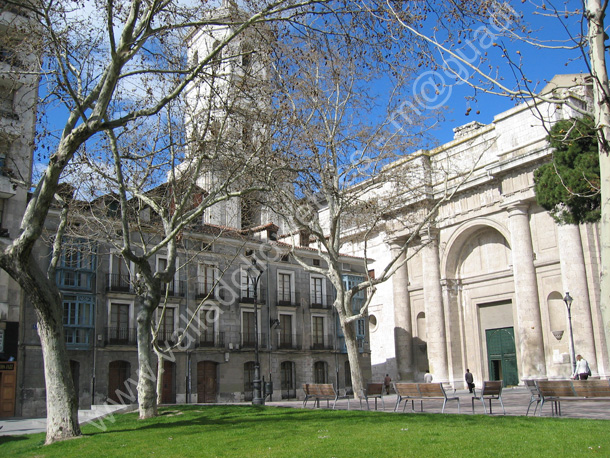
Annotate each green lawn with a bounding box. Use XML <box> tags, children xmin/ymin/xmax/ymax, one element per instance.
<box><xmin>1</xmin><ymin>405</ymin><xmax>608</xmax><ymax>458</ymax></box>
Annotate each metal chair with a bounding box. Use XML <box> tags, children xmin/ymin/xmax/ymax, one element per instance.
<box><xmin>359</xmin><ymin>383</ymin><xmax>385</xmax><ymax>410</ymax></box>
<box><xmin>524</xmin><ymin>379</ymin><xmax>542</xmax><ymax>416</ymax></box>
<box><xmin>472</xmin><ymin>380</ymin><xmax>505</xmax><ymax>415</ymax></box>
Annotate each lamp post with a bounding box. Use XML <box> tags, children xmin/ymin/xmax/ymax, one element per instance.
<box><xmin>248</xmin><ymin>258</ymin><xmax>264</xmax><ymax>405</ymax></box>
<box><xmin>563</xmin><ymin>292</ymin><xmax>576</xmax><ymax>375</ymax></box>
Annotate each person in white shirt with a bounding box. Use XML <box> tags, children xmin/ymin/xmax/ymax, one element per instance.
<box><xmin>424</xmin><ymin>370</ymin><xmax>433</xmax><ymax>383</ymax></box>
<box><xmin>572</xmin><ymin>354</ymin><xmax>591</xmax><ymax>380</ymax></box>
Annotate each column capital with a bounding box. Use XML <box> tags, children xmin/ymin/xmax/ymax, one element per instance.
<box><xmin>420</xmin><ymin>227</ymin><xmax>439</xmax><ymax>244</ymax></box>
<box><xmin>506</xmin><ymin>202</ymin><xmax>530</xmax><ymax>216</ymax></box>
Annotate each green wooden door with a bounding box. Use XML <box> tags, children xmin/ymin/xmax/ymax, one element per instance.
<box><xmin>485</xmin><ymin>327</ymin><xmax>519</xmax><ymax>387</ymax></box>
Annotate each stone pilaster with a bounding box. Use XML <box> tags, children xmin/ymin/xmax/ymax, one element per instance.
<box><xmin>557</xmin><ymin>223</ymin><xmax>597</xmax><ymax>372</ymax></box>
<box><xmin>390</xmin><ymin>241</ymin><xmax>414</xmax><ymax>381</ymax></box>
<box><xmin>421</xmin><ymin>231</ymin><xmax>449</xmax><ymax>382</ymax></box>
<box><xmin>507</xmin><ymin>203</ymin><xmax>547</xmax><ymax>378</ymax></box>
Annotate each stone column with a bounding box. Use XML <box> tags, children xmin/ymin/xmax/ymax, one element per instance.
<box><xmin>421</xmin><ymin>231</ymin><xmax>449</xmax><ymax>382</ymax></box>
<box><xmin>390</xmin><ymin>241</ymin><xmax>414</xmax><ymax>381</ymax></box>
<box><xmin>557</xmin><ymin>223</ymin><xmax>597</xmax><ymax>371</ymax></box>
<box><xmin>507</xmin><ymin>203</ymin><xmax>547</xmax><ymax>378</ymax></box>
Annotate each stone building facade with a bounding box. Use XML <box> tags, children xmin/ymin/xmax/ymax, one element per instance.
<box><xmin>15</xmin><ymin>220</ymin><xmax>370</xmax><ymax>417</ymax></box>
<box><xmin>0</xmin><ymin>0</ymin><xmax>38</xmax><ymax>417</ymax></box>
<box><xmin>348</xmin><ymin>75</ymin><xmax>608</xmax><ymax>388</ymax></box>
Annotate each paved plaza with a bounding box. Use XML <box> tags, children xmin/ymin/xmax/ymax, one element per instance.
<box><xmin>1</xmin><ymin>386</ymin><xmax>608</xmax><ymax>437</ymax></box>
<box><xmin>266</xmin><ymin>386</ymin><xmax>610</xmax><ymax>420</ymax></box>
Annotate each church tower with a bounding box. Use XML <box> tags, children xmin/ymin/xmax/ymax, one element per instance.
<box><xmin>180</xmin><ymin>1</ymin><xmax>274</xmax><ymax>231</ymax></box>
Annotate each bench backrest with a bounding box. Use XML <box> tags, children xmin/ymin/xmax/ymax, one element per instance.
<box><xmin>572</xmin><ymin>380</ymin><xmax>610</xmax><ymax>397</ymax></box>
<box><xmin>536</xmin><ymin>380</ymin><xmax>575</xmax><ymax>397</ymax></box>
<box><xmin>366</xmin><ymin>383</ymin><xmax>384</xmax><ymax>396</ymax></box>
<box><xmin>303</xmin><ymin>383</ymin><xmax>336</xmax><ymax>396</ymax></box>
<box><xmin>523</xmin><ymin>379</ymin><xmax>543</xmax><ymax>397</ymax></box>
<box><xmin>480</xmin><ymin>380</ymin><xmax>503</xmax><ymax>396</ymax></box>
<box><xmin>394</xmin><ymin>382</ymin><xmax>421</xmax><ymax>397</ymax></box>
<box><xmin>418</xmin><ymin>383</ymin><xmax>445</xmax><ymax>397</ymax></box>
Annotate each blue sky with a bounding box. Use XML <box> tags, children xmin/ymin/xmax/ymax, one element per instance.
<box><xmin>420</xmin><ymin>0</ymin><xmax>588</xmax><ymax>146</ymax></box>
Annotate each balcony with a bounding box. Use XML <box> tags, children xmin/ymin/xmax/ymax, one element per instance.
<box><xmin>309</xmin><ymin>294</ymin><xmax>335</xmax><ymax>309</ymax></box>
<box><xmin>107</xmin><ymin>273</ymin><xmax>132</xmax><ymax>292</ymax></box>
<box><xmin>195</xmin><ymin>282</ymin><xmax>226</xmax><ymax>301</ymax></box>
<box><xmin>161</xmin><ymin>279</ymin><xmax>186</xmax><ymax>298</ymax></box>
<box><xmin>276</xmin><ymin>332</ymin><xmax>303</xmax><ymax>350</ymax></box>
<box><xmin>310</xmin><ymin>334</ymin><xmax>336</xmax><ymax>351</ymax></box>
<box><xmin>276</xmin><ymin>291</ymin><xmax>301</xmax><ymax>308</ymax></box>
<box><xmin>105</xmin><ymin>327</ymin><xmax>137</xmax><ymax>345</ymax></box>
<box><xmin>228</xmin><ymin>332</ymin><xmax>268</xmax><ymax>349</ymax></box>
<box><xmin>240</xmin><ymin>288</ymin><xmax>266</xmax><ymax>304</ymax></box>
<box><xmin>195</xmin><ymin>331</ymin><xmax>225</xmax><ymax>349</ymax></box>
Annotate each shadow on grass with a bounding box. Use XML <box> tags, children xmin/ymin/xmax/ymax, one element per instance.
<box><xmin>82</xmin><ymin>404</ymin><xmax>525</xmax><ymax>439</ymax></box>
<box><xmin>0</xmin><ymin>434</ymin><xmax>35</xmax><ymax>445</ymax></box>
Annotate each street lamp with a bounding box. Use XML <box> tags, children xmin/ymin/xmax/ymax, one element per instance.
<box><xmin>248</xmin><ymin>258</ymin><xmax>264</xmax><ymax>405</ymax></box>
<box><xmin>563</xmin><ymin>292</ymin><xmax>576</xmax><ymax>375</ymax></box>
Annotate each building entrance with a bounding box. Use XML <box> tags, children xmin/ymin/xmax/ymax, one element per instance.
<box><xmin>485</xmin><ymin>327</ymin><xmax>519</xmax><ymax>387</ymax></box>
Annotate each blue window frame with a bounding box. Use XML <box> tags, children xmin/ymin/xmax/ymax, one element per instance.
<box><xmin>63</xmin><ymin>294</ymin><xmax>95</xmax><ymax>349</ymax></box>
<box><xmin>56</xmin><ymin>240</ymin><xmax>96</xmax><ymax>291</ymax></box>
<box><xmin>338</xmin><ymin>275</ymin><xmax>367</xmax><ymax>353</ymax></box>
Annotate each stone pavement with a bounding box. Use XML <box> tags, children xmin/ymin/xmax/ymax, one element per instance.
<box><xmin>266</xmin><ymin>386</ymin><xmax>610</xmax><ymax>420</ymax></box>
<box><xmin>1</xmin><ymin>386</ymin><xmax>608</xmax><ymax>438</ymax></box>
<box><xmin>0</xmin><ymin>404</ymin><xmax>134</xmax><ymax>437</ymax></box>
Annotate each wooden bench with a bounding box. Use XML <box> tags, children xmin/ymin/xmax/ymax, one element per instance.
<box><xmin>360</xmin><ymin>383</ymin><xmax>385</xmax><ymax>410</ymax></box>
<box><xmin>393</xmin><ymin>382</ymin><xmax>460</xmax><ymax>414</ymax></box>
<box><xmin>302</xmin><ymin>383</ymin><xmax>350</xmax><ymax>409</ymax></box>
<box><xmin>536</xmin><ymin>379</ymin><xmax>610</xmax><ymax>416</ymax></box>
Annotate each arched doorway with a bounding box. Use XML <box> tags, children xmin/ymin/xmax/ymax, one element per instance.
<box><xmin>108</xmin><ymin>360</ymin><xmax>131</xmax><ymax>404</ymax></box>
<box><xmin>244</xmin><ymin>362</ymin><xmax>255</xmax><ymax>401</ymax></box>
<box><xmin>161</xmin><ymin>360</ymin><xmax>175</xmax><ymax>404</ymax></box>
<box><xmin>280</xmin><ymin>361</ymin><xmax>296</xmax><ymax>399</ymax></box>
<box><xmin>344</xmin><ymin>361</ymin><xmax>351</xmax><ymax>390</ymax></box>
<box><xmin>197</xmin><ymin>361</ymin><xmax>218</xmax><ymax>403</ymax></box>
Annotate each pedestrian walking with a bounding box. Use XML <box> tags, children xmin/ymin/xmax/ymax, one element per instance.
<box><xmin>465</xmin><ymin>369</ymin><xmax>475</xmax><ymax>393</ymax></box>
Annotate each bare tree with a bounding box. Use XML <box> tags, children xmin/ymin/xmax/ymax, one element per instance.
<box><xmin>0</xmin><ymin>0</ymin><xmax>336</xmax><ymax>444</ymax></box>
<box><xmin>263</xmin><ymin>14</ymin><xmax>491</xmax><ymax>397</ymax></box>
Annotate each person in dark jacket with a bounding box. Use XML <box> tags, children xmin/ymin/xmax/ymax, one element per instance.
<box><xmin>465</xmin><ymin>369</ymin><xmax>475</xmax><ymax>393</ymax></box>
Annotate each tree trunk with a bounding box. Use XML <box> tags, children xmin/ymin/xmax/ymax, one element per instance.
<box><xmin>136</xmin><ymin>304</ymin><xmax>158</xmax><ymax>419</ymax></box>
<box><xmin>37</xmin><ymin>303</ymin><xmax>81</xmax><ymax>444</ymax></box>
<box><xmin>155</xmin><ymin>349</ymin><xmax>165</xmax><ymax>406</ymax></box>
<box><xmin>587</xmin><ymin>0</ymin><xmax>610</xmax><ymax>373</ymax></box>
<box><xmin>337</xmin><ymin>307</ymin><xmax>364</xmax><ymax>400</ymax></box>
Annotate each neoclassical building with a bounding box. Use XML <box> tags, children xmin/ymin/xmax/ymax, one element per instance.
<box><xmin>347</xmin><ymin>74</ymin><xmax>608</xmax><ymax>388</ymax></box>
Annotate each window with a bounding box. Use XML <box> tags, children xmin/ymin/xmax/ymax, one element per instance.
<box><xmin>211</xmin><ymin>40</ymin><xmax>222</xmax><ymax>72</ymax></box>
<box><xmin>312</xmin><ymin>316</ymin><xmax>325</xmax><ymax>349</ymax></box>
<box><xmin>242</xmin><ymin>310</ymin><xmax>256</xmax><ymax>347</ymax></box>
<box><xmin>197</xmin><ymin>263</ymin><xmax>216</xmax><ymax>298</ymax></box>
<box><xmin>63</xmin><ymin>294</ymin><xmax>94</xmax><ymax>348</ymax></box>
<box><xmin>199</xmin><ymin>308</ymin><xmax>216</xmax><ymax>347</ymax></box>
<box><xmin>0</xmin><ymin>89</ymin><xmax>14</xmax><ymax>114</ymax></box>
<box><xmin>109</xmin><ymin>253</ymin><xmax>131</xmax><ymax>291</ymax></box>
<box><xmin>277</xmin><ymin>272</ymin><xmax>292</xmax><ymax>305</ymax></box>
<box><xmin>310</xmin><ymin>276</ymin><xmax>324</xmax><ymax>306</ymax></box>
<box><xmin>314</xmin><ymin>361</ymin><xmax>327</xmax><ymax>384</ymax></box>
<box><xmin>157</xmin><ymin>307</ymin><xmax>175</xmax><ymax>343</ymax></box>
<box><xmin>109</xmin><ymin>303</ymin><xmax>131</xmax><ymax>344</ymax></box>
<box><xmin>57</xmin><ymin>241</ymin><xmax>95</xmax><ymax>290</ymax></box>
<box><xmin>279</xmin><ymin>314</ymin><xmax>293</xmax><ymax>349</ymax></box>
<box><xmin>241</xmin><ymin>267</ymin><xmax>260</xmax><ymax>302</ymax></box>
